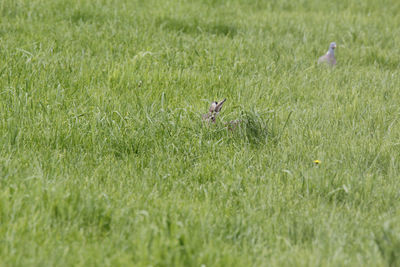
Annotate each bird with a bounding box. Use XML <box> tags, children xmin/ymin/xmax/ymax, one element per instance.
<box><xmin>318</xmin><ymin>42</ymin><xmax>337</xmax><ymax>66</ymax></box>
<box><xmin>202</xmin><ymin>98</ymin><xmax>226</xmax><ymax>123</ymax></box>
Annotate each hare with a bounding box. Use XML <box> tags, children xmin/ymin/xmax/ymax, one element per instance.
<box><xmin>202</xmin><ymin>98</ymin><xmax>226</xmax><ymax>123</ymax></box>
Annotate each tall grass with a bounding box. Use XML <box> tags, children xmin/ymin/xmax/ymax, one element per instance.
<box><xmin>1</xmin><ymin>0</ymin><xmax>400</xmax><ymax>266</ymax></box>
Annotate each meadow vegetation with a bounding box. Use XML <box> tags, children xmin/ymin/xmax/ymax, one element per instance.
<box><xmin>1</xmin><ymin>0</ymin><xmax>400</xmax><ymax>266</ymax></box>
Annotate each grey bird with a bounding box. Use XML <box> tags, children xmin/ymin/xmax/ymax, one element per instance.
<box><xmin>318</xmin><ymin>42</ymin><xmax>337</xmax><ymax>66</ymax></box>
<box><xmin>202</xmin><ymin>98</ymin><xmax>226</xmax><ymax>123</ymax></box>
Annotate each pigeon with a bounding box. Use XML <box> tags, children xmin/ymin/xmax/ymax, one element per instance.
<box><xmin>318</xmin><ymin>42</ymin><xmax>337</xmax><ymax>66</ymax></box>
<box><xmin>202</xmin><ymin>98</ymin><xmax>226</xmax><ymax>123</ymax></box>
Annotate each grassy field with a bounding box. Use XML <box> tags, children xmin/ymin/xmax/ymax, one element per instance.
<box><xmin>1</xmin><ymin>0</ymin><xmax>400</xmax><ymax>266</ymax></box>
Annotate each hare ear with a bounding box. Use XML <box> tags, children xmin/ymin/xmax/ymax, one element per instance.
<box><xmin>214</xmin><ymin>98</ymin><xmax>226</xmax><ymax>112</ymax></box>
<box><xmin>209</xmin><ymin>102</ymin><xmax>217</xmax><ymax>112</ymax></box>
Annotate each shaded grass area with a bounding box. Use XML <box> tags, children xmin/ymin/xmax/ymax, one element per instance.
<box><xmin>155</xmin><ymin>17</ymin><xmax>237</xmax><ymax>37</ymax></box>
<box><xmin>1</xmin><ymin>0</ymin><xmax>400</xmax><ymax>266</ymax></box>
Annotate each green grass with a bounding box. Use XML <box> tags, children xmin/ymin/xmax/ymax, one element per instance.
<box><xmin>1</xmin><ymin>0</ymin><xmax>400</xmax><ymax>266</ymax></box>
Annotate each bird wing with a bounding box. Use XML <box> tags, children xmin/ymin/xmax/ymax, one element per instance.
<box><xmin>318</xmin><ymin>54</ymin><xmax>336</xmax><ymax>65</ymax></box>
